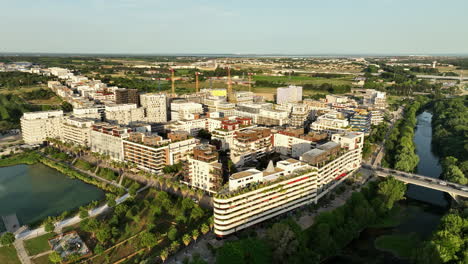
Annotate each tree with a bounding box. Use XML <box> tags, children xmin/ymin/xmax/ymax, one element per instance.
<box><xmin>49</xmin><ymin>251</ymin><xmax>62</xmax><ymax>263</ymax></box>
<box><xmin>94</xmin><ymin>244</ymin><xmax>105</xmax><ymax>255</ymax></box>
<box><xmin>140</xmin><ymin>231</ymin><xmax>158</xmax><ymax>250</ymax></box>
<box><xmin>200</xmin><ymin>224</ymin><xmax>209</xmax><ymax>235</ymax></box>
<box><xmin>190</xmin><ymin>206</ymin><xmax>204</xmax><ymax>222</ymax></box>
<box><xmin>79</xmin><ymin>206</ymin><xmax>89</xmax><ymax>219</ymax></box>
<box><xmin>61</xmin><ymin>101</ymin><xmax>73</xmax><ymax>112</ymax></box>
<box><xmin>196</xmin><ymin>129</ymin><xmax>211</xmax><ymax>141</ymax></box>
<box><xmin>160</xmin><ymin>248</ymin><xmax>169</xmax><ymax>262</ymax></box>
<box><xmin>377</xmin><ymin>177</ymin><xmax>407</xmax><ymax>210</ymax></box>
<box><xmin>44</xmin><ymin>222</ymin><xmax>55</xmax><ymax>233</ymax></box>
<box><xmin>265</xmin><ymin>222</ymin><xmax>299</xmax><ymax>262</ymax></box>
<box><xmin>192</xmin><ymin>229</ymin><xmax>199</xmax><ymax>241</ymax></box>
<box><xmin>182</xmin><ymin>234</ymin><xmax>191</xmax><ymax>246</ymax></box>
<box><xmin>81</xmin><ymin>218</ymin><xmax>99</xmax><ymax>238</ymax></box>
<box><xmin>168</xmin><ymin>227</ymin><xmax>178</xmax><ymax>241</ymax></box>
<box><xmin>96</xmin><ymin>225</ymin><xmax>112</xmax><ymax>243</ymax></box>
<box><xmin>170</xmin><ymin>241</ymin><xmax>180</xmax><ymax>253</ymax></box>
<box><xmin>0</xmin><ymin>232</ymin><xmax>15</xmax><ymax>246</ymax></box>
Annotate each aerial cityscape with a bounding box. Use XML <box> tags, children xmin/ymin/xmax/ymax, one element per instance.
<box><xmin>0</xmin><ymin>1</ymin><xmax>467</xmax><ymax>264</ymax></box>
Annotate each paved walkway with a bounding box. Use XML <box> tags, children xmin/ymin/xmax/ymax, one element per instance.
<box><xmin>13</xmin><ymin>240</ymin><xmax>31</xmax><ymax>264</ymax></box>
<box><xmin>30</xmin><ymin>250</ymin><xmax>53</xmax><ymax>259</ymax></box>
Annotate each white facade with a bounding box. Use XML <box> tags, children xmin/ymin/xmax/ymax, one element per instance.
<box><xmin>170</xmin><ymin>100</ymin><xmax>204</xmax><ymax>121</ymax></box>
<box><xmin>60</xmin><ymin>117</ymin><xmax>94</xmax><ymax>146</ymax></box>
<box><xmin>21</xmin><ymin>110</ymin><xmax>64</xmax><ymax>144</ymax></box>
<box><xmin>273</xmin><ymin>133</ymin><xmax>315</xmax><ymax>158</ymax></box>
<box><xmin>140</xmin><ymin>93</ymin><xmax>167</xmax><ymax>123</ymax></box>
<box><xmin>105</xmin><ymin>104</ymin><xmax>145</xmax><ymax>125</ymax></box>
<box><xmin>276</xmin><ymin>85</ymin><xmax>302</xmax><ymax>104</ymax></box>
<box><xmin>311</xmin><ymin>111</ymin><xmax>349</xmax><ymax>134</ymax></box>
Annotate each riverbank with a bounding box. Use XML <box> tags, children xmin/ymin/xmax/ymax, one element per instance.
<box><xmin>0</xmin><ymin>151</ymin><xmax>122</xmax><ymax>194</ymax></box>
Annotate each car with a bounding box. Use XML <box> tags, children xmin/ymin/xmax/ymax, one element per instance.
<box><xmin>461</xmin><ymin>187</ymin><xmax>468</xmax><ymax>192</ymax></box>
<box><xmin>439</xmin><ymin>181</ymin><xmax>447</xmax><ymax>186</ymax></box>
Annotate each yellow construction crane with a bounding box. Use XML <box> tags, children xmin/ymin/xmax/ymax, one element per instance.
<box><xmin>247</xmin><ymin>72</ymin><xmax>253</xmax><ymax>92</ymax></box>
<box><xmin>227</xmin><ymin>66</ymin><xmax>236</xmax><ymax>103</ymax></box>
<box><xmin>195</xmin><ymin>72</ymin><xmax>202</xmax><ymax>93</ymax></box>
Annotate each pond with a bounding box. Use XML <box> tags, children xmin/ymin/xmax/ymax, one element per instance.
<box><xmin>0</xmin><ymin>163</ymin><xmax>105</xmax><ymax>231</ymax></box>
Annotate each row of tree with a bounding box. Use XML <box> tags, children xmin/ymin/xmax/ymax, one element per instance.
<box><xmin>384</xmin><ymin>97</ymin><xmax>429</xmax><ymax>171</ymax></box>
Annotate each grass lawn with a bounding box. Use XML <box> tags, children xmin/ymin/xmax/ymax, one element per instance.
<box><xmin>32</xmin><ymin>254</ymin><xmax>51</xmax><ymax>264</ymax></box>
<box><xmin>375</xmin><ymin>233</ymin><xmax>420</xmax><ymax>259</ymax></box>
<box><xmin>0</xmin><ymin>245</ymin><xmax>21</xmax><ymax>264</ymax></box>
<box><xmin>24</xmin><ymin>232</ymin><xmax>56</xmax><ymax>256</ymax></box>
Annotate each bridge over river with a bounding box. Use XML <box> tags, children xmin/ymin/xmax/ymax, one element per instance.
<box><xmin>362</xmin><ymin>164</ymin><xmax>468</xmax><ymax>201</ymax></box>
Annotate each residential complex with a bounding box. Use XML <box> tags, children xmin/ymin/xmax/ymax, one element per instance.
<box><xmin>17</xmin><ymin>64</ymin><xmax>390</xmax><ymax>240</ymax></box>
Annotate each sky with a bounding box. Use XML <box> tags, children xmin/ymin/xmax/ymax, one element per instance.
<box><xmin>1</xmin><ymin>0</ymin><xmax>467</xmax><ymax>55</ymax></box>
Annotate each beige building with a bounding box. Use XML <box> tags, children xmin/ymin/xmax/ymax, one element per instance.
<box><xmin>90</xmin><ymin>123</ymin><xmax>131</xmax><ymax>160</ymax></box>
<box><xmin>105</xmin><ymin>104</ymin><xmax>145</xmax><ymax>125</ymax></box>
<box><xmin>231</xmin><ymin>127</ymin><xmax>273</xmax><ymax>167</ymax></box>
<box><xmin>185</xmin><ymin>144</ymin><xmax>223</xmax><ymax>193</ymax></box>
<box><xmin>21</xmin><ymin>110</ymin><xmax>63</xmax><ymax>144</ymax></box>
<box><xmin>61</xmin><ymin>117</ymin><xmax>94</xmax><ymax>146</ymax></box>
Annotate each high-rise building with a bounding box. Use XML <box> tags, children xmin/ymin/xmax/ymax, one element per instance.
<box><xmin>185</xmin><ymin>144</ymin><xmax>223</xmax><ymax>193</ymax></box>
<box><xmin>140</xmin><ymin>93</ymin><xmax>167</xmax><ymax>123</ymax></box>
<box><xmin>21</xmin><ymin>110</ymin><xmax>63</xmax><ymax>144</ymax></box>
<box><xmin>276</xmin><ymin>85</ymin><xmax>302</xmax><ymax>104</ymax></box>
<box><xmin>115</xmin><ymin>88</ymin><xmax>140</xmax><ymax>105</ymax></box>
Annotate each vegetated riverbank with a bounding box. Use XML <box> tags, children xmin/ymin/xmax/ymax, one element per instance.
<box><xmin>408</xmin><ymin>96</ymin><xmax>468</xmax><ymax>264</ymax></box>
<box><xmin>0</xmin><ymin>151</ymin><xmax>122</xmax><ymax>194</ymax></box>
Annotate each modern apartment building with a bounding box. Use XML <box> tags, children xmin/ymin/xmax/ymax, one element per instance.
<box><xmin>213</xmin><ymin>132</ymin><xmax>364</xmax><ymax>237</ymax></box>
<box><xmin>257</xmin><ymin>109</ymin><xmax>289</xmax><ymax>126</ymax></box>
<box><xmin>213</xmin><ymin>159</ymin><xmax>318</xmax><ymax>236</ymax></box>
<box><xmin>105</xmin><ymin>104</ymin><xmax>145</xmax><ymax>125</ymax></box>
<box><xmin>349</xmin><ymin>111</ymin><xmax>371</xmax><ymax>134</ymax></box>
<box><xmin>276</xmin><ymin>85</ymin><xmax>303</xmax><ymax>104</ymax></box>
<box><xmin>140</xmin><ymin>93</ymin><xmax>167</xmax><ymax>123</ymax></box>
<box><xmin>290</xmin><ymin>104</ymin><xmax>310</xmax><ymax>127</ymax></box>
<box><xmin>115</xmin><ymin>88</ymin><xmax>139</xmax><ymax>105</ymax></box>
<box><xmin>60</xmin><ymin>117</ymin><xmax>94</xmax><ymax>146</ymax></box>
<box><xmin>21</xmin><ymin>110</ymin><xmax>64</xmax><ymax>144</ymax></box>
<box><xmin>170</xmin><ymin>100</ymin><xmax>204</xmax><ymax>121</ymax></box>
<box><xmin>123</xmin><ymin>136</ymin><xmax>198</xmax><ymax>173</ymax></box>
<box><xmin>90</xmin><ymin>123</ymin><xmax>131</xmax><ymax>160</ymax></box>
<box><xmin>185</xmin><ymin>144</ymin><xmax>223</xmax><ymax>193</ymax></box>
<box><xmin>230</xmin><ymin>127</ymin><xmax>273</xmax><ymax>167</ymax></box>
<box><xmin>310</xmin><ymin>111</ymin><xmax>349</xmax><ymax>134</ymax></box>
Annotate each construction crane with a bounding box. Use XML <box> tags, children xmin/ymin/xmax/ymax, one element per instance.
<box><xmin>247</xmin><ymin>72</ymin><xmax>254</xmax><ymax>92</ymax></box>
<box><xmin>170</xmin><ymin>68</ymin><xmax>176</xmax><ymax>96</ymax></box>
<box><xmin>226</xmin><ymin>66</ymin><xmax>236</xmax><ymax>103</ymax></box>
<box><xmin>195</xmin><ymin>72</ymin><xmax>202</xmax><ymax>93</ymax></box>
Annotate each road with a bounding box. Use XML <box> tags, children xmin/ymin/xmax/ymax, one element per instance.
<box><xmin>365</xmin><ymin>164</ymin><xmax>468</xmax><ymax>198</ymax></box>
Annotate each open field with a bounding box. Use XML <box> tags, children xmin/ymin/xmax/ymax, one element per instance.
<box><xmin>0</xmin><ymin>245</ymin><xmax>21</xmax><ymax>264</ymax></box>
<box><xmin>0</xmin><ymin>85</ymin><xmax>62</xmax><ymax>105</ymax></box>
<box><xmin>24</xmin><ymin>232</ymin><xmax>56</xmax><ymax>256</ymax></box>
<box><xmin>253</xmin><ymin>75</ymin><xmax>354</xmax><ymax>86</ymax></box>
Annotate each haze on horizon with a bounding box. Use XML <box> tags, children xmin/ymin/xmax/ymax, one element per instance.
<box><xmin>1</xmin><ymin>0</ymin><xmax>467</xmax><ymax>55</ymax></box>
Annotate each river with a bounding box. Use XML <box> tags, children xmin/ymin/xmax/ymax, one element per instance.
<box><xmin>0</xmin><ymin>163</ymin><xmax>105</xmax><ymax>231</ymax></box>
<box><xmin>325</xmin><ymin>111</ymin><xmax>448</xmax><ymax>264</ymax></box>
